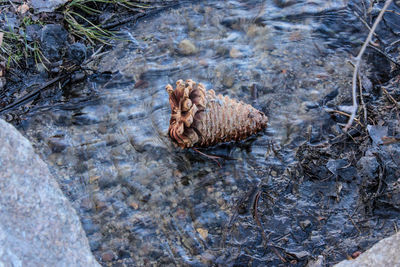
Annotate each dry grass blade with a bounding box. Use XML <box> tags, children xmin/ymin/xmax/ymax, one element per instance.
<box><xmin>344</xmin><ymin>0</ymin><xmax>393</xmax><ymax>132</ymax></box>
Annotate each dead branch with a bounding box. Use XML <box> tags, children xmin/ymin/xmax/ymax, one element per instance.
<box><xmin>344</xmin><ymin>0</ymin><xmax>393</xmax><ymax>132</ymax></box>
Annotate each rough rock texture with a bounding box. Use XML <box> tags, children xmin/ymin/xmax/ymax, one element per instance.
<box><xmin>40</xmin><ymin>24</ymin><xmax>68</xmax><ymax>62</ymax></box>
<box><xmin>0</xmin><ymin>119</ymin><xmax>99</xmax><ymax>267</ymax></box>
<box><xmin>29</xmin><ymin>0</ymin><xmax>68</xmax><ymax>13</ymax></box>
<box><xmin>166</xmin><ymin>79</ymin><xmax>268</xmax><ymax>148</ymax></box>
<box><xmin>334</xmin><ymin>232</ymin><xmax>400</xmax><ymax>267</ymax></box>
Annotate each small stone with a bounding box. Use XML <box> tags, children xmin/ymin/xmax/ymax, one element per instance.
<box><xmin>229</xmin><ymin>47</ymin><xmax>243</xmax><ymax>58</ymax></box>
<box><xmin>199</xmin><ymin>59</ymin><xmax>209</xmax><ymax>67</ymax></box>
<box><xmin>101</xmin><ymin>251</ymin><xmax>115</xmax><ymax>262</ymax></box>
<box><xmin>225</xmin><ymin>32</ymin><xmax>241</xmax><ymax>42</ymax></box>
<box><xmin>222</xmin><ymin>75</ymin><xmax>234</xmax><ymax>88</ymax></box>
<box><xmin>178</xmin><ymin>39</ymin><xmax>197</xmax><ymax>55</ymax></box>
<box><xmin>80</xmin><ymin>196</ymin><xmax>94</xmax><ymax>211</ymax></box>
<box><xmin>25</xmin><ymin>24</ymin><xmax>42</xmax><ymax>42</ymax></box>
<box><xmin>307</xmin><ymin>255</ymin><xmax>324</xmax><ymax>267</ymax></box>
<box><xmin>352</xmin><ymin>251</ymin><xmax>362</xmax><ymax>259</ymax></box>
<box><xmin>300</xmin><ymin>219</ymin><xmax>312</xmax><ymax>229</ymax></box>
<box><xmin>47</xmin><ymin>137</ymin><xmax>68</xmax><ymax>153</ymax></box>
<box><xmin>200</xmin><ymin>252</ymin><xmax>215</xmax><ymax>264</ymax></box>
<box><xmin>71</xmin><ymin>71</ymin><xmax>86</xmax><ymax>83</ymax></box>
<box><xmin>129</xmin><ymin>201</ymin><xmax>139</xmax><ymax>210</ymax></box>
<box><xmin>173</xmin><ymin>170</ymin><xmax>182</xmax><ymax>178</ymax></box>
<box><xmin>67</xmin><ymin>42</ymin><xmax>87</xmax><ymax>65</ymax></box>
<box><xmin>357</xmin><ymin>156</ymin><xmax>379</xmax><ymax>179</ymax></box>
<box><xmin>175</xmin><ymin>208</ymin><xmax>186</xmax><ymax>219</ymax></box>
<box><xmin>196</xmin><ymin>228</ymin><xmax>208</xmax><ymax>239</ymax></box>
<box><xmin>40</xmin><ymin>24</ymin><xmax>68</xmax><ymax>62</ymax></box>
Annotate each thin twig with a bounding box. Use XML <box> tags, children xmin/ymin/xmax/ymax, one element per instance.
<box><xmin>382</xmin><ymin>86</ymin><xmax>400</xmax><ymax>108</ymax></box>
<box><xmin>327</xmin><ymin>110</ymin><xmax>363</xmax><ymax>127</ymax></box>
<box><xmin>358</xmin><ymin>74</ymin><xmax>367</xmax><ymax>123</ymax></box>
<box><xmin>367</xmin><ymin>44</ymin><xmax>400</xmax><ymax>67</ymax></box>
<box><xmin>192</xmin><ymin>147</ymin><xmax>222</xmax><ymax>168</ymax></box>
<box><xmin>0</xmin><ymin>74</ymin><xmax>67</xmax><ymax>114</ymax></box>
<box><xmin>346</xmin><ymin>211</ymin><xmax>362</xmax><ymax>235</ymax></box>
<box><xmin>353</xmin><ymin>11</ymin><xmax>380</xmax><ymax>41</ymax></box>
<box><xmin>344</xmin><ymin>0</ymin><xmax>393</xmax><ymax>132</ymax></box>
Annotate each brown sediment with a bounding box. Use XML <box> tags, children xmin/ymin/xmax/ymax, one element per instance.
<box><xmin>166</xmin><ymin>79</ymin><xmax>268</xmax><ymax>148</ymax></box>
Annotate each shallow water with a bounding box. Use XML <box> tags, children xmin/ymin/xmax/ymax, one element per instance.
<box><xmin>15</xmin><ymin>0</ymin><xmax>399</xmax><ymax>266</ymax></box>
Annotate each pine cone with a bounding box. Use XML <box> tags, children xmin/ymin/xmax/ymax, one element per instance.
<box><xmin>166</xmin><ymin>79</ymin><xmax>268</xmax><ymax>148</ymax></box>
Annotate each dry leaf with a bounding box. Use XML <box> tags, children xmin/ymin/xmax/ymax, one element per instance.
<box><xmin>0</xmin><ymin>32</ymin><xmax>3</xmax><ymax>47</ymax></box>
<box><xmin>17</xmin><ymin>3</ymin><xmax>30</xmax><ymax>14</ymax></box>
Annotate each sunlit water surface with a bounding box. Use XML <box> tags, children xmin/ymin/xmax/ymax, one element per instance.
<box><xmin>19</xmin><ymin>0</ymin><xmax>378</xmax><ymax>265</ymax></box>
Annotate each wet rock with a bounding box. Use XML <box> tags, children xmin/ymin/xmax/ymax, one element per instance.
<box><xmin>300</xmin><ymin>219</ymin><xmax>312</xmax><ymax>230</ymax></box>
<box><xmin>178</xmin><ymin>39</ymin><xmax>197</xmax><ymax>55</ymax></box>
<box><xmin>334</xmin><ymin>232</ymin><xmax>400</xmax><ymax>267</ymax></box>
<box><xmin>0</xmin><ymin>12</ymin><xmax>20</xmax><ymax>31</ymax></box>
<box><xmin>288</xmin><ymin>250</ymin><xmax>310</xmax><ymax>259</ymax></box>
<box><xmin>273</xmin><ymin>0</ymin><xmax>297</xmax><ymax>8</ymax></box>
<box><xmin>307</xmin><ymin>255</ymin><xmax>324</xmax><ymax>267</ymax></box>
<box><xmin>222</xmin><ymin>74</ymin><xmax>235</xmax><ymax>88</ymax></box>
<box><xmin>71</xmin><ymin>71</ymin><xmax>87</xmax><ymax>83</ymax></box>
<box><xmin>229</xmin><ymin>47</ymin><xmax>243</xmax><ymax>58</ymax></box>
<box><xmin>225</xmin><ymin>32</ymin><xmax>241</xmax><ymax>42</ymax></box>
<box><xmin>25</xmin><ymin>24</ymin><xmax>42</xmax><ymax>42</ymax></box>
<box><xmin>67</xmin><ymin>42</ymin><xmax>87</xmax><ymax>65</ymax></box>
<box><xmin>47</xmin><ymin>136</ymin><xmax>68</xmax><ymax>153</ymax></box>
<box><xmin>0</xmin><ymin>119</ymin><xmax>99</xmax><ymax>266</ymax></box>
<box><xmin>367</xmin><ymin>125</ymin><xmax>388</xmax><ymax>145</ymax></box>
<box><xmin>326</xmin><ymin>159</ymin><xmax>358</xmax><ymax>182</ymax></box>
<box><xmin>29</xmin><ymin>0</ymin><xmax>68</xmax><ymax>13</ymax></box>
<box><xmin>220</xmin><ymin>17</ymin><xmax>241</xmax><ymax>30</ymax></box>
<box><xmin>40</xmin><ymin>24</ymin><xmax>68</xmax><ymax>62</ymax></box>
<box><xmin>101</xmin><ymin>250</ymin><xmax>115</xmax><ymax>262</ymax></box>
<box><xmin>357</xmin><ymin>156</ymin><xmax>379</xmax><ymax>179</ymax></box>
<box><xmin>216</xmin><ymin>46</ymin><xmax>230</xmax><ymax>56</ymax></box>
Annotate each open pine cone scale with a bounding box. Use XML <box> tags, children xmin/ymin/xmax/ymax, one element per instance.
<box><xmin>166</xmin><ymin>79</ymin><xmax>268</xmax><ymax>148</ymax></box>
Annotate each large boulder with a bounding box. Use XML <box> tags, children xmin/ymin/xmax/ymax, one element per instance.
<box><xmin>335</xmin><ymin>232</ymin><xmax>400</xmax><ymax>267</ymax></box>
<box><xmin>0</xmin><ymin>119</ymin><xmax>99</xmax><ymax>267</ymax></box>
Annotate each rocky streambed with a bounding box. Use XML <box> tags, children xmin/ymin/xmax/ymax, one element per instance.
<box><xmin>1</xmin><ymin>0</ymin><xmax>400</xmax><ymax>266</ymax></box>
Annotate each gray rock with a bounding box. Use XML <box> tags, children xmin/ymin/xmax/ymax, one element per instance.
<box><xmin>0</xmin><ymin>119</ymin><xmax>99</xmax><ymax>267</ymax></box>
<box><xmin>40</xmin><ymin>24</ymin><xmax>68</xmax><ymax>62</ymax></box>
<box><xmin>25</xmin><ymin>24</ymin><xmax>42</xmax><ymax>42</ymax></box>
<box><xmin>29</xmin><ymin>0</ymin><xmax>68</xmax><ymax>13</ymax></box>
<box><xmin>334</xmin><ymin>232</ymin><xmax>400</xmax><ymax>267</ymax></box>
<box><xmin>367</xmin><ymin>125</ymin><xmax>388</xmax><ymax>145</ymax></box>
<box><xmin>357</xmin><ymin>156</ymin><xmax>379</xmax><ymax>179</ymax></box>
<box><xmin>67</xmin><ymin>42</ymin><xmax>87</xmax><ymax>65</ymax></box>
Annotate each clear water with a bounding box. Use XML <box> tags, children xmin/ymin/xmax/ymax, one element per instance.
<box><xmin>17</xmin><ymin>0</ymin><xmax>391</xmax><ymax>266</ymax></box>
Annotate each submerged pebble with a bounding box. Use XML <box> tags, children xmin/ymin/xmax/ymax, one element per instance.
<box><xmin>178</xmin><ymin>39</ymin><xmax>197</xmax><ymax>55</ymax></box>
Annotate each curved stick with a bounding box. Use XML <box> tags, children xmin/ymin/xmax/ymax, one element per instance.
<box><xmin>344</xmin><ymin>0</ymin><xmax>393</xmax><ymax>132</ymax></box>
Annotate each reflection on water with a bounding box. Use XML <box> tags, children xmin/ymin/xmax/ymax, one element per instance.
<box><xmin>19</xmin><ymin>0</ymin><xmax>370</xmax><ymax>265</ymax></box>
